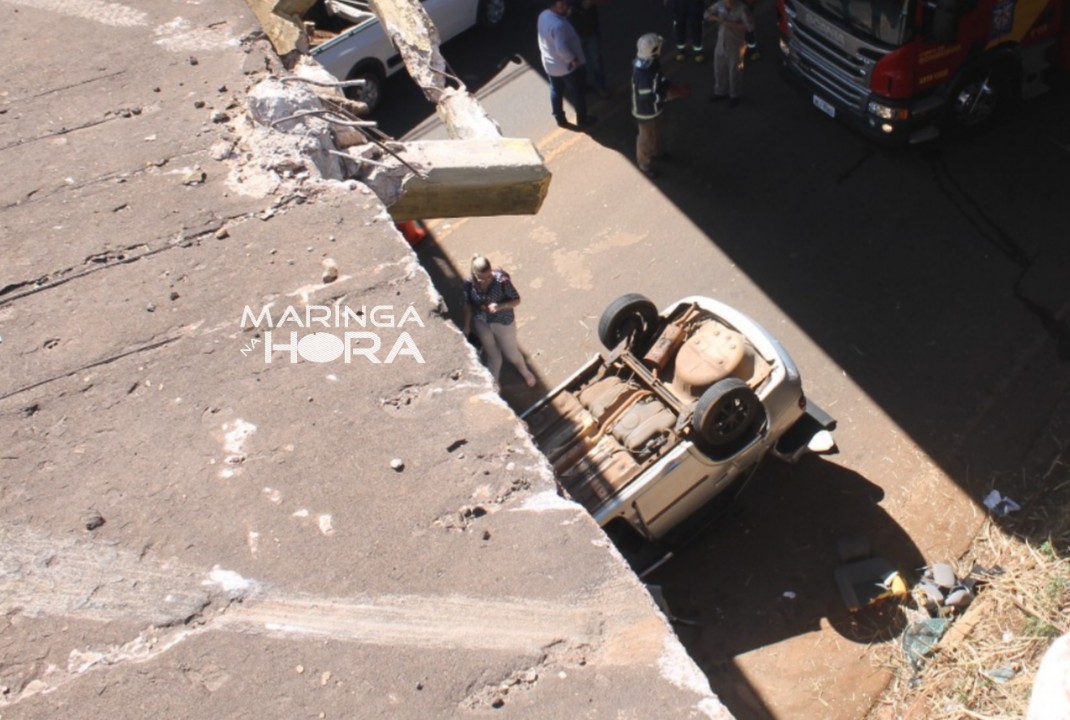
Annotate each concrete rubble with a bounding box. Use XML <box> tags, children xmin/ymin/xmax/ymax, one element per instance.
<box><xmin>0</xmin><ymin>0</ymin><xmax>731</xmax><ymax>718</ymax></box>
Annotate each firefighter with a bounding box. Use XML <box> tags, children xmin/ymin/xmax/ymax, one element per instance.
<box><xmin>668</xmin><ymin>0</ymin><xmax>706</xmax><ymax>62</ymax></box>
<box><xmin>631</xmin><ymin>34</ymin><xmax>688</xmax><ymax>178</ymax></box>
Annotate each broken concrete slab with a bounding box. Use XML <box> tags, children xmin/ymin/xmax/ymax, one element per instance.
<box><xmin>0</xmin><ymin>2</ymin><xmax>732</xmax><ymax>719</ymax></box>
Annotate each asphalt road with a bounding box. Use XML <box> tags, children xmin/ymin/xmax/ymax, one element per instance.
<box><xmin>363</xmin><ymin>1</ymin><xmax>1070</xmax><ymax>717</ymax></box>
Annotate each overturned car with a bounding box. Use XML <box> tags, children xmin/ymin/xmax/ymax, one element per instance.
<box><xmin>522</xmin><ymin>294</ymin><xmax>834</xmax><ymax>549</ymax></box>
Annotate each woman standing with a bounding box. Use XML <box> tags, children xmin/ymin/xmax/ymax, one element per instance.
<box><xmin>462</xmin><ymin>255</ymin><xmax>537</xmax><ymax>388</ymax></box>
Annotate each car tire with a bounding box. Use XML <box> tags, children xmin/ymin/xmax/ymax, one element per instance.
<box><xmin>942</xmin><ymin>62</ymin><xmax>1016</xmax><ymax>136</ymax></box>
<box><xmin>478</xmin><ymin>0</ymin><xmax>506</xmax><ymax>27</ymax></box>
<box><xmin>598</xmin><ymin>293</ymin><xmax>659</xmax><ymax>350</ymax></box>
<box><xmin>692</xmin><ymin>378</ymin><xmax>761</xmax><ymax>449</ymax></box>
<box><xmin>345</xmin><ymin>66</ymin><xmax>383</xmax><ymax>113</ymax></box>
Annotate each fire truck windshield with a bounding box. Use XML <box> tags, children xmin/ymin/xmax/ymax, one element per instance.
<box><xmin>803</xmin><ymin>0</ymin><xmax>913</xmax><ymax>46</ymax></box>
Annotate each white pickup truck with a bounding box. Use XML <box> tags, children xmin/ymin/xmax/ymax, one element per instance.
<box><xmin>308</xmin><ymin>0</ymin><xmax>506</xmax><ymax>112</ymax></box>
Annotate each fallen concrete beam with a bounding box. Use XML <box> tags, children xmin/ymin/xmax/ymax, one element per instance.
<box><xmin>358</xmin><ymin>138</ymin><xmax>551</xmax><ymax>220</ymax></box>
<box><xmin>248</xmin><ymin>0</ymin><xmax>551</xmax><ymax>216</ymax></box>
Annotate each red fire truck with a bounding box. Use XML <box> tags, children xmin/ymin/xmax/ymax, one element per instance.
<box><xmin>776</xmin><ymin>0</ymin><xmax>1068</xmax><ymax>141</ymax></box>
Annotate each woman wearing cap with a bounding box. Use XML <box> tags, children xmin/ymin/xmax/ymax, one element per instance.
<box><xmin>462</xmin><ymin>255</ymin><xmax>537</xmax><ymax>388</ymax></box>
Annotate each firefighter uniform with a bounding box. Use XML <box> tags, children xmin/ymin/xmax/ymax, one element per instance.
<box><xmin>631</xmin><ymin>34</ymin><xmax>671</xmax><ymax>176</ymax></box>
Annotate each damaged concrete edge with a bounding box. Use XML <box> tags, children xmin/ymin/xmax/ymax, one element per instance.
<box><xmin>244</xmin><ymin>0</ymin><xmax>314</xmax><ymax>56</ymax></box>
<box><xmin>241</xmin><ymin>0</ymin><xmax>551</xmax><ymax>217</ymax></box>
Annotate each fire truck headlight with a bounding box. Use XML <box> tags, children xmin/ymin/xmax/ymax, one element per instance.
<box><xmin>867</xmin><ymin>101</ymin><xmax>895</xmax><ymax>119</ymax></box>
<box><xmin>868</xmin><ymin>101</ymin><xmax>910</xmax><ymax>121</ymax></box>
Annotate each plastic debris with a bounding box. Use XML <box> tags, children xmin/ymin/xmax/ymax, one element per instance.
<box><xmin>981</xmin><ymin>665</ymin><xmax>1018</xmax><ymax>683</ymax></box>
<box><xmin>913</xmin><ymin>563</ymin><xmax>984</xmax><ymax>620</ymax></box>
<box><xmin>783</xmin><ymin>591</ymin><xmax>797</xmax><ymax>600</ymax></box>
<box><xmin>807</xmin><ymin>429</ymin><xmax>836</xmax><ymax>453</ymax></box>
<box><xmin>834</xmin><ymin>556</ymin><xmax>908</xmax><ymax>610</ymax></box>
<box><xmin>390</xmin><ymin>458</ymin><xmax>404</xmax><ymax>472</ymax></box>
<box><xmin>944</xmin><ymin>587</ymin><xmax>973</xmax><ymax>608</ymax></box>
<box><xmin>983</xmin><ymin>489</ymin><xmax>1021</xmax><ymax>516</ymax></box>
<box><xmin>903</xmin><ymin>618</ymin><xmax>950</xmax><ymax>669</ymax></box>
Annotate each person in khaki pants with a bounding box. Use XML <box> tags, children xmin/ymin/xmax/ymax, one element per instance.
<box><xmin>630</xmin><ymin>34</ymin><xmax>687</xmax><ymax>179</ymax></box>
<box><xmin>705</xmin><ymin>0</ymin><xmax>755</xmax><ymax>106</ymax></box>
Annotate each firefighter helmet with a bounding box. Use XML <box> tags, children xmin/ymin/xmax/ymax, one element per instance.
<box><xmin>637</xmin><ymin>33</ymin><xmax>663</xmax><ymax>61</ymax></box>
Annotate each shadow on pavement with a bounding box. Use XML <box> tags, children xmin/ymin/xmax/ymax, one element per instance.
<box><xmin>647</xmin><ymin>457</ymin><xmax>926</xmax><ymax>717</ymax></box>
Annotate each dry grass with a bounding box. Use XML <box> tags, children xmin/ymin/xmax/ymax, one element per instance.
<box><xmin>868</xmin><ymin>453</ymin><xmax>1070</xmax><ymax>720</ymax></box>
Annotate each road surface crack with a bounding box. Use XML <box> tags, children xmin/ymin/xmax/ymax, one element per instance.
<box><xmin>931</xmin><ymin>156</ymin><xmax>1070</xmax><ymax>360</ymax></box>
<box><xmin>0</xmin><ymin>335</ymin><xmax>183</xmax><ymax>401</ymax></box>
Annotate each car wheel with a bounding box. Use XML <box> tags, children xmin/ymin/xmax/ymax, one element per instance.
<box><xmin>598</xmin><ymin>293</ymin><xmax>659</xmax><ymax>350</ymax></box>
<box><xmin>692</xmin><ymin>378</ymin><xmax>761</xmax><ymax>449</ymax></box>
<box><xmin>942</xmin><ymin>63</ymin><xmax>1014</xmax><ymax>135</ymax></box>
<box><xmin>478</xmin><ymin>0</ymin><xmax>506</xmax><ymax>27</ymax></box>
<box><xmin>344</xmin><ymin>66</ymin><xmax>383</xmax><ymax>113</ymax></box>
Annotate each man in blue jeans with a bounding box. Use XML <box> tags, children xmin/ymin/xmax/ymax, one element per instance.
<box><xmin>537</xmin><ymin>0</ymin><xmax>597</xmax><ymax>128</ymax></box>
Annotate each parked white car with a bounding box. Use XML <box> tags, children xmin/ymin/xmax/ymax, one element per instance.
<box><xmin>309</xmin><ymin>0</ymin><xmax>506</xmax><ymax>112</ymax></box>
<box><xmin>521</xmin><ymin>294</ymin><xmax>835</xmax><ymax>552</ymax></box>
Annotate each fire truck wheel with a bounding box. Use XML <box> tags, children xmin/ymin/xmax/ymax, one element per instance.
<box><xmin>598</xmin><ymin>293</ymin><xmax>659</xmax><ymax>350</ymax></box>
<box><xmin>944</xmin><ymin>63</ymin><xmax>1014</xmax><ymax>134</ymax></box>
<box><xmin>692</xmin><ymin>378</ymin><xmax>762</xmax><ymax>450</ymax></box>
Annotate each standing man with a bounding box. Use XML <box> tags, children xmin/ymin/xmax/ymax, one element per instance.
<box><xmin>538</xmin><ymin>0</ymin><xmax>594</xmax><ymax>128</ymax></box>
<box><xmin>568</xmin><ymin>0</ymin><xmax>610</xmax><ymax>98</ymax></box>
<box><xmin>631</xmin><ymin>33</ymin><xmax>683</xmax><ymax>178</ymax></box>
<box><xmin>705</xmin><ymin>0</ymin><xmax>755</xmax><ymax>106</ymax></box>
<box><xmin>668</xmin><ymin>0</ymin><xmax>705</xmax><ymax>63</ymax></box>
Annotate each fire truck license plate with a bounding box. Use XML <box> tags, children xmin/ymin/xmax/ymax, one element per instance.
<box><xmin>813</xmin><ymin>95</ymin><xmax>835</xmax><ymax>118</ymax></box>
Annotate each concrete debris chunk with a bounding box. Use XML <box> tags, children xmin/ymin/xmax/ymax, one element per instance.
<box><xmin>322</xmin><ymin>258</ymin><xmax>339</xmax><ymax>283</ymax></box>
<box><xmin>182</xmin><ymin>167</ymin><xmax>207</xmax><ymax>186</ymax></box>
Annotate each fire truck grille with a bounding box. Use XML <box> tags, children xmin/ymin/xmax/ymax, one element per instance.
<box><xmin>788</xmin><ymin>20</ymin><xmax>871</xmax><ymax>112</ymax></box>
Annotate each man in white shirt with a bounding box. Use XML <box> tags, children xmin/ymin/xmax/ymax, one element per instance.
<box><xmin>537</xmin><ymin>0</ymin><xmax>596</xmax><ymax>128</ymax></box>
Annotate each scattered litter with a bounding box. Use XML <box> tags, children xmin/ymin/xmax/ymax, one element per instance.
<box><xmin>834</xmin><ymin>553</ymin><xmax>908</xmax><ymax>611</ymax></box>
<box><xmin>931</xmin><ymin>562</ymin><xmax>957</xmax><ymax>589</ymax></box>
<box><xmin>902</xmin><ymin>617</ymin><xmax>950</xmax><ymax>670</ymax></box>
<box><xmin>944</xmin><ymin>587</ymin><xmax>973</xmax><ymax>608</ymax></box>
<box><xmin>782</xmin><ymin>591</ymin><xmax>797</xmax><ymax>600</ymax></box>
<box><xmin>914</xmin><ymin>563</ymin><xmax>983</xmax><ymax>616</ymax></box>
<box><xmin>808</xmin><ymin>429</ymin><xmax>836</xmax><ymax>453</ymax></box>
<box><xmin>980</xmin><ymin>665</ymin><xmax>1018</xmax><ymax>683</ymax></box>
<box><xmin>390</xmin><ymin>458</ymin><xmax>404</xmax><ymax>472</ymax></box>
<box><xmin>983</xmin><ymin>489</ymin><xmax>1021</xmax><ymax>516</ymax></box>
<box><xmin>146</xmin><ymin>302</ymin><xmax>156</xmax><ymax>313</ymax></box>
